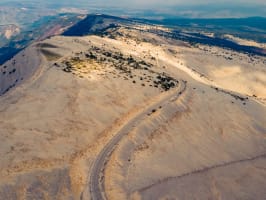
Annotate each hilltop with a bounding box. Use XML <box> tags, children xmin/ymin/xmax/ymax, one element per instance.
<box><xmin>0</xmin><ymin>14</ymin><xmax>265</xmax><ymax>200</ymax></box>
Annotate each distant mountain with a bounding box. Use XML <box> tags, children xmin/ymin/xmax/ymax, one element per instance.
<box><xmin>139</xmin><ymin>17</ymin><xmax>266</xmax><ymax>44</ymax></box>
<box><xmin>63</xmin><ymin>14</ymin><xmax>130</xmax><ymax>36</ymax></box>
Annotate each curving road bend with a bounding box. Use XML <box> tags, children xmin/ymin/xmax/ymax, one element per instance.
<box><xmin>88</xmin><ymin>81</ymin><xmax>187</xmax><ymax>200</ymax></box>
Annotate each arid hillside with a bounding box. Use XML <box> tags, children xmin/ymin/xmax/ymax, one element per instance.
<box><xmin>0</xmin><ymin>15</ymin><xmax>265</xmax><ymax>200</ymax></box>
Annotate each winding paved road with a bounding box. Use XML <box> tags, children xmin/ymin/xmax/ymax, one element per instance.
<box><xmin>89</xmin><ymin>81</ymin><xmax>186</xmax><ymax>200</ymax></box>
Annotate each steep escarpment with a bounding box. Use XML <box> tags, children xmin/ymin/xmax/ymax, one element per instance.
<box><xmin>0</xmin><ymin>45</ymin><xmax>41</xmax><ymax>95</ymax></box>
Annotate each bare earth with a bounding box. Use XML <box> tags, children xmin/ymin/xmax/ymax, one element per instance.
<box><xmin>0</xmin><ymin>25</ymin><xmax>265</xmax><ymax>200</ymax></box>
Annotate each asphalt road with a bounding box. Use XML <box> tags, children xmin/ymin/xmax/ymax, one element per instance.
<box><xmin>89</xmin><ymin>81</ymin><xmax>186</xmax><ymax>200</ymax></box>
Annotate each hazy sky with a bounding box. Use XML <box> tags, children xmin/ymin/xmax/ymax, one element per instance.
<box><xmin>1</xmin><ymin>0</ymin><xmax>266</xmax><ymax>6</ymax></box>
<box><xmin>86</xmin><ymin>0</ymin><xmax>266</xmax><ymax>18</ymax></box>
<box><xmin>87</xmin><ymin>0</ymin><xmax>266</xmax><ymax>6</ymax></box>
<box><xmin>2</xmin><ymin>0</ymin><xmax>266</xmax><ymax>7</ymax></box>
<box><xmin>1</xmin><ymin>0</ymin><xmax>265</xmax><ymax>18</ymax></box>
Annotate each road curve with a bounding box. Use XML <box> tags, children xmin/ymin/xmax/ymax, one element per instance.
<box><xmin>89</xmin><ymin>81</ymin><xmax>187</xmax><ymax>200</ymax></box>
